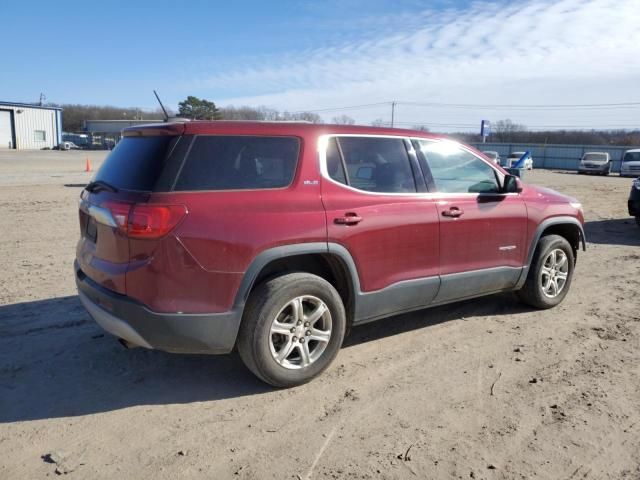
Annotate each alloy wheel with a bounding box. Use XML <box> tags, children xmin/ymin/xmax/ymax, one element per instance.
<box><xmin>269</xmin><ymin>295</ymin><xmax>332</xmax><ymax>369</ymax></box>
<box><xmin>539</xmin><ymin>248</ymin><xmax>569</xmax><ymax>298</ymax></box>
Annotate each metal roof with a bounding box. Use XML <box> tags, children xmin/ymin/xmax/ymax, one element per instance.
<box><xmin>0</xmin><ymin>101</ymin><xmax>63</xmax><ymax>111</ymax></box>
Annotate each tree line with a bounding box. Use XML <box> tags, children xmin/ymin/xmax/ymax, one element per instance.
<box><xmin>50</xmin><ymin>97</ymin><xmax>640</xmax><ymax>146</ymax></box>
<box><xmin>451</xmin><ymin>119</ymin><xmax>640</xmax><ymax>146</ymax></box>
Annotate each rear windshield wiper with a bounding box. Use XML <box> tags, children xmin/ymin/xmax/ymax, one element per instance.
<box><xmin>85</xmin><ymin>180</ymin><xmax>119</xmax><ymax>193</ymax></box>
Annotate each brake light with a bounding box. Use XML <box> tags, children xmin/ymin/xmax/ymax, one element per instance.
<box><xmin>102</xmin><ymin>201</ymin><xmax>187</xmax><ymax>239</ymax></box>
<box><xmin>129</xmin><ymin>204</ymin><xmax>187</xmax><ymax>239</ymax></box>
<box><xmin>104</xmin><ymin>201</ymin><xmax>131</xmax><ymax>230</ymax></box>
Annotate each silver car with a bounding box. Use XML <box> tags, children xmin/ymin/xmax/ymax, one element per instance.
<box><xmin>481</xmin><ymin>150</ymin><xmax>501</xmax><ymax>165</ymax></box>
<box><xmin>620</xmin><ymin>149</ymin><xmax>640</xmax><ymax>177</ymax></box>
<box><xmin>578</xmin><ymin>152</ymin><xmax>611</xmax><ymax>175</ymax></box>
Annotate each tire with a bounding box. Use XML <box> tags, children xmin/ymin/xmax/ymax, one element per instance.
<box><xmin>237</xmin><ymin>273</ymin><xmax>346</xmax><ymax>387</ymax></box>
<box><xmin>517</xmin><ymin>234</ymin><xmax>575</xmax><ymax>309</ymax></box>
<box><xmin>635</xmin><ymin>216</ymin><xmax>640</xmax><ymax>228</ymax></box>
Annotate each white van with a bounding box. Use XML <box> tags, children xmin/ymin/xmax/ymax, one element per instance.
<box><xmin>620</xmin><ymin>149</ymin><xmax>640</xmax><ymax>177</ymax></box>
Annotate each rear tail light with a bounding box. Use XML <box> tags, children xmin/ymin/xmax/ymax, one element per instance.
<box><xmin>103</xmin><ymin>201</ymin><xmax>187</xmax><ymax>239</ymax></box>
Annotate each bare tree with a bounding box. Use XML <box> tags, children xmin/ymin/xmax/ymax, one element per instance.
<box><xmin>371</xmin><ymin>118</ymin><xmax>387</xmax><ymax>127</ymax></box>
<box><xmin>331</xmin><ymin>114</ymin><xmax>355</xmax><ymax>125</ymax></box>
<box><xmin>279</xmin><ymin>111</ymin><xmax>324</xmax><ymax>123</ymax></box>
<box><xmin>492</xmin><ymin>119</ymin><xmax>527</xmax><ymax>142</ymax></box>
<box><xmin>48</xmin><ymin>103</ymin><xmax>166</xmax><ymax>132</ymax></box>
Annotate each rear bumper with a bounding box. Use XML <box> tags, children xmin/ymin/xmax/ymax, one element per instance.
<box><xmin>75</xmin><ymin>262</ymin><xmax>242</xmax><ymax>354</ymax></box>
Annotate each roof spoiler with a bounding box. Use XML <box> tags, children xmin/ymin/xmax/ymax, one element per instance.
<box><xmin>122</xmin><ymin>122</ymin><xmax>186</xmax><ymax>137</ymax></box>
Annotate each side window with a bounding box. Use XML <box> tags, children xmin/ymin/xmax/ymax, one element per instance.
<box><xmin>326</xmin><ymin>138</ymin><xmax>347</xmax><ymax>185</ymax></box>
<box><xmin>333</xmin><ymin>137</ymin><xmax>416</xmax><ymax>193</ymax></box>
<box><xmin>418</xmin><ymin>140</ymin><xmax>500</xmax><ymax>194</ymax></box>
<box><xmin>173</xmin><ymin>136</ymin><xmax>299</xmax><ymax>191</ymax></box>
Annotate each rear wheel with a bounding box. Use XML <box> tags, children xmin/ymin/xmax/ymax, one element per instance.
<box><xmin>237</xmin><ymin>273</ymin><xmax>346</xmax><ymax>387</ymax></box>
<box><xmin>517</xmin><ymin>235</ymin><xmax>575</xmax><ymax>309</ymax></box>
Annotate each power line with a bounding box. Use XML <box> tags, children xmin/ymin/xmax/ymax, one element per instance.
<box><xmin>390</xmin><ymin>120</ymin><xmax>640</xmax><ymax>130</ymax></box>
<box><xmin>292</xmin><ymin>100</ymin><xmax>640</xmax><ymax>114</ymax></box>
<box><xmin>397</xmin><ymin>101</ymin><xmax>640</xmax><ymax>110</ymax></box>
<box><xmin>291</xmin><ymin>101</ymin><xmax>391</xmax><ymax>114</ymax></box>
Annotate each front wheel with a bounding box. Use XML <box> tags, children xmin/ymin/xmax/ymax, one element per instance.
<box><xmin>517</xmin><ymin>234</ymin><xmax>575</xmax><ymax>309</ymax></box>
<box><xmin>237</xmin><ymin>273</ymin><xmax>346</xmax><ymax>387</ymax></box>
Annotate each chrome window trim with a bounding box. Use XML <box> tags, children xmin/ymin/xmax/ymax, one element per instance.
<box><xmin>317</xmin><ymin>134</ymin><xmax>513</xmax><ymax>198</ymax></box>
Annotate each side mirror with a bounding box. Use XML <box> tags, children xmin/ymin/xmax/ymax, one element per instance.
<box><xmin>503</xmin><ymin>174</ymin><xmax>522</xmax><ymax>193</ymax></box>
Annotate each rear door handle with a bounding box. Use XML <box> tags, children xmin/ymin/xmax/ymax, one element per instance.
<box><xmin>441</xmin><ymin>207</ymin><xmax>464</xmax><ymax>218</ymax></box>
<box><xmin>334</xmin><ymin>212</ymin><xmax>363</xmax><ymax>225</ymax></box>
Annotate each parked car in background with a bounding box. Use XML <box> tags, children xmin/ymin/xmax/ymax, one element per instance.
<box><xmin>62</xmin><ymin>133</ymin><xmax>90</xmax><ymax>149</ymax></box>
<box><xmin>578</xmin><ymin>152</ymin><xmax>611</xmax><ymax>175</ymax></box>
<box><xmin>481</xmin><ymin>150</ymin><xmax>501</xmax><ymax>165</ymax></box>
<box><xmin>59</xmin><ymin>141</ymin><xmax>83</xmax><ymax>151</ymax></box>
<box><xmin>506</xmin><ymin>151</ymin><xmax>534</xmax><ymax>170</ymax></box>
<box><xmin>620</xmin><ymin>149</ymin><xmax>640</xmax><ymax>177</ymax></box>
<box><xmin>628</xmin><ymin>178</ymin><xmax>640</xmax><ymax>227</ymax></box>
<box><xmin>75</xmin><ymin>121</ymin><xmax>585</xmax><ymax>387</ymax></box>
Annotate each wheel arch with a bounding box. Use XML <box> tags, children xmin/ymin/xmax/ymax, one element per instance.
<box><xmin>516</xmin><ymin>216</ymin><xmax>585</xmax><ymax>289</ymax></box>
<box><xmin>528</xmin><ymin>217</ymin><xmax>585</xmax><ymax>263</ymax></box>
<box><xmin>233</xmin><ymin>243</ymin><xmax>360</xmax><ymax>326</ymax></box>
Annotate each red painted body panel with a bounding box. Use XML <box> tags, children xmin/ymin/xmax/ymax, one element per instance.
<box><xmin>322</xmin><ymin>183</ymin><xmax>440</xmax><ymax>292</ymax></box>
<box><xmin>76</xmin><ymin>121</ymin><xmax>584</xmax><ymax>316</ymax></box>
<box><xmin>76</xmin><ymin>189</ymin><xmax>147</xmax><ymax>295</ymax></box>
<box><xmin>436</xmin><ymin>195</ymin><xmax>527</xmax><ymax>274</ymax></box>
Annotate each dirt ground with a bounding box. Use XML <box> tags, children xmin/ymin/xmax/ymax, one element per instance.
<box><xmin>1</xmin><ymin>150</ymin><xmax>639</xmax><ymax>479</ymax></box>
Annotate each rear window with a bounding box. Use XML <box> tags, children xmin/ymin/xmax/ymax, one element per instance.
<box><xmin>172</xmin><ymin>136</ymin><xmax>300</xmax><ymax>191</ymax></box>
<box><xmin>94</xmin><ymin>136</ymin><xmax>179</xmax><ymax>191</ymax></box>
<box><xmin>94</xmin><ymin>135</ymin><xmax>300</xmax><ymax>192</ymax></box>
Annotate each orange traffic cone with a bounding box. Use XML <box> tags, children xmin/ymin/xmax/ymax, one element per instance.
<box><xmin>85</xmin><ymin>157</ymin><xmax>92</xmax><ymax>172</ymax></box>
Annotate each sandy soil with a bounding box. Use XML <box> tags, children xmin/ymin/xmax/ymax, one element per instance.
<box><xmin>1</xmin><ymin>151</ymin><xmax>639</xmax><ymax>479</ymax></box>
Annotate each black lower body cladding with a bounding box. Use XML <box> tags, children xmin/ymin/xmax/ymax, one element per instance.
<box><xmin>75</xmin><ymin>262</ymin><xmax>242</xmax><ymax>354</ymax></box>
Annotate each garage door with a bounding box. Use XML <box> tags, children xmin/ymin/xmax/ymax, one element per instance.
<box><xmin>0</xmin><ymin>111</ymin><xmax>13</xmax><ymax>149</ymax></box>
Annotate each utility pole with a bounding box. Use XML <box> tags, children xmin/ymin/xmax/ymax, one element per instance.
<box><xmin>390</xmin><ymin>101</ymin><xmax>396</xmax><ymax>128</ymax></box>
<box><xmin>39</xmin><ymin>93</ymin><xmax>46</xmax><ymax>106</ymax></box>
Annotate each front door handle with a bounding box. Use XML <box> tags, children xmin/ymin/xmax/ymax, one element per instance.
<box><xmin>442</xmin><ymin>207</ymin><xmax>464</xmax><ymax>218</ymax></box>
<box><xmin>334</xmin><ymin>212</ymin><xmax>363</xmax><ymax>225</ymax></box>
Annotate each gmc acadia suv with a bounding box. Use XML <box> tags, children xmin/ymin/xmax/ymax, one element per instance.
<box><xmin>75</xmin><ymin>121</ymin><xmax>585</xmax><ymax>387</ymax></box>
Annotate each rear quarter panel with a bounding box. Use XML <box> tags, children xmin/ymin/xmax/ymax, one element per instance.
<box><xmin>125</xmin><ymin>133</ymin><xmax>327</xmax><ymax>313</ymax></box>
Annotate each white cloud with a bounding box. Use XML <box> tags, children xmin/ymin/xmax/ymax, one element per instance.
<box><xmin>193</xmin><ymin>0</ymin><xmax>640</xmax><ymax>130</ymax></box>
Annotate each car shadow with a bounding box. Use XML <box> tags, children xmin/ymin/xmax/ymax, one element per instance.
<box><xmin>0</xmin><ymin>295</ymin><xmax>270</xmax><ymax>423</ymax></box>
<box><xmin>584</xmin><ymin>218</ymin><xmax>640</xmax><ymax>247</ymax></box>
<box><xmin>344</xmin><ymin>292</ymin><xmax>528</xmax><ymax>347</ymax></box>
<box><xmin>1</xmin><ymin>291</ymin><xmax>530</xmax><ymax>423</ymax></box>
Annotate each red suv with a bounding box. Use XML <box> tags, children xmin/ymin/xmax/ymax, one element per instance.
<box><xmin>75</xmin><ymin>121</ymin><xmax>585</xmax><ymax>386</ymax></box>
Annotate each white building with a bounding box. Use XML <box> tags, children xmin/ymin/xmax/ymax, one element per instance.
<box><xmin>0</xmin><ymin>101</ymin><xmax>62</xmax><ymax>150</ymax></box>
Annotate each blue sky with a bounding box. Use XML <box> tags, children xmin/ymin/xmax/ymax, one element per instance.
<box><xmin>3</xmin><ymin>0</ymin><xmax>640</xmax><ymax>130</ymax></box>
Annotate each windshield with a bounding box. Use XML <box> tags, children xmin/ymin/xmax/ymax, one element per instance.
<box><xmin>623</xmin><ymin>152</ymin><xmax>640</xmax><ymax>162</ymax></box>
<box><xmin>508</xmin><ymin>152</ymin><xmax>525</xmax><ymax>158</ymax></box>
<box><xmin>583</xmin><ymin>153</ymin><xmax>607</xmax><ymax>161</ymax></box>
